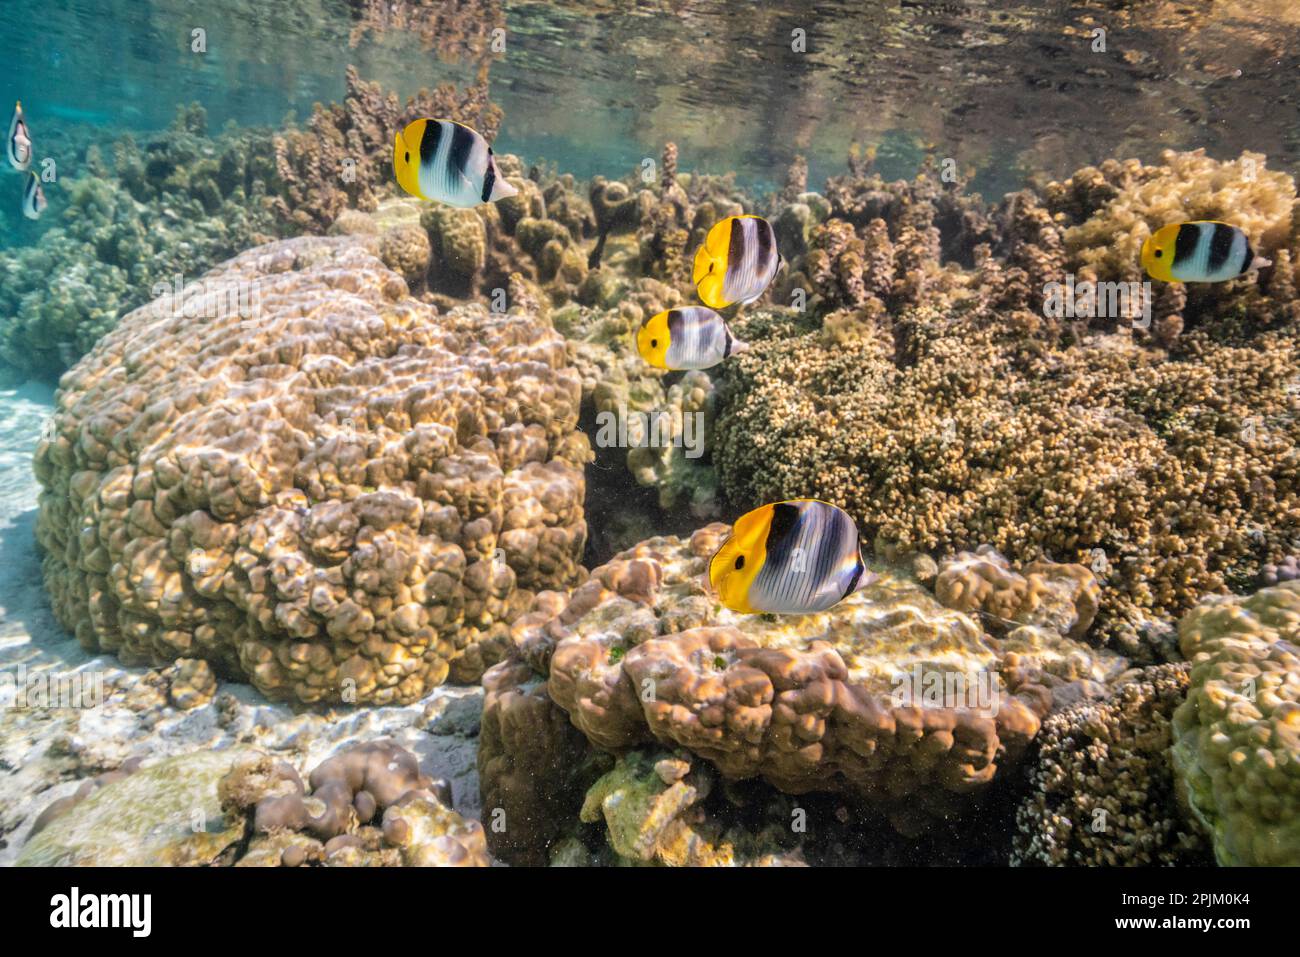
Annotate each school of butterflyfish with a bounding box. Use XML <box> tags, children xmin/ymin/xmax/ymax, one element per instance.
<box><xmin>389</xmin><ymin>116</ymin><xmax>1279</xmax><ymax>616</ymax></box>
<box><xmin>6</xmin><ymin>101</ymin><xmax>1271</xmax><ymax>618</ymax></box>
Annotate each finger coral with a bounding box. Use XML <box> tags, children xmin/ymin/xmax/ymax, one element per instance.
<box><xmin>1011</xmin><ymin>663</ymin><xmax>1210</xmax><ymax>866</ymax></box>
<box><xmin>34</xmin><ymin>233</ymin><xmax>588</xmax><ymax>705</ymax></box>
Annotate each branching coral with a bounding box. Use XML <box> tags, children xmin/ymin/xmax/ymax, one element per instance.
<box><xmin>1011</xmin><ymin>663</ymin><xmax>1210</xmax><ymax>866</ymax></box>
<box><xmin>715</xmin><ymin>290</ymin><xmax>1300</xmax><ymax>657</ymax></box>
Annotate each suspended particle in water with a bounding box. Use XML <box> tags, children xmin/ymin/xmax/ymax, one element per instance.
<box><xmin>191</xmin><ymin>27</ymin><xmax>207</xmax><ymax>53</ymax></box>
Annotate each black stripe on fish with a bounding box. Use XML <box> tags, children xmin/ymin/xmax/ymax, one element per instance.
<box><xmin>666</xmin><ymin>309</ymin><xmax>684</xmax><ymax>342</ymax></box>
<box><xmin>755</xmin><ymin>217</ymin><xmax>774</xmax><ymax>273</ymax></box>
<box><xmin>723</xmin><ymin>326</ymin><xmax>733</xmax><ymax>359</ymax></box>
<box><xmin>448</xmin><ymin>122</ymin><xmax>475</xmax><ymax>179</ymax></box>
<box><xmin>1241</xmin><ymin>237</ymin><xmax>1256</xmax><ymax>274</ymax></box>
<box><xmin>480</xmin><ymin>149</ymin><xmax>496</xmax><ymax>203</ymax></box>
<box><xmin>764</xmin><ymin>502</ymin><xmax>801</xmax><ymax>572</ymax></box>
<box><xmin>727</xmin><ymin>218</ymin><xmax>747</xmax><ymax>286</ymax></box>
<box><xmin>1207</xmin><ymin>223</ymin><xmax>1235</xmax><ymax>273</ymax></box>
<box><xmin>419</xmin><ymin>120</ymin><xmax>442</xmax><ymax>166</ymax></box>
<box><xmin>1172</xmin><ymin>223</ymin><xmax>1201</xmax><ymax>268</ymax></box>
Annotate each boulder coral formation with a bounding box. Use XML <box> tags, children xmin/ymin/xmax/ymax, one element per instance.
<box><xmin>1171</xmin><ymin>581</ymin><xmax>1300</xmax><ymax>866</ymax></box>
<box><xmin>479</xmin><ymin>525</ymin><xmax>1126</xmax><ymax>862</ymax></box>
<box><xmin>34</xmin><ymin>233</ymin><xmax>589</xmax><ymax>705</ymax></box>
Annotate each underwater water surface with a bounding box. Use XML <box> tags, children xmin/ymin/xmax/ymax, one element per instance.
<box><xmin>0</xmin><ymin>0</ymin><xmax>1296</xmax><ymax>880</ymax></box>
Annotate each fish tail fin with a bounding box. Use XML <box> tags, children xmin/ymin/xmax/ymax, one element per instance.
<box><xmin>730</xmin><ymin>338</ymin><xmax>750</xmax><ymax>355</ymax></box>
<box><xmin>1250</xmin><ymin>254</ymin><xmax>1272</xmax><ymax>270</ymax></box>
<box><xmin>491</xmin><ymin>175</ymin><xmax>518</xmax><ymax>201</ymax></box>
<box><xmin>854</xmin><ymin>570</ymin><xmax>878</xmax><ymax>592</ymax></box>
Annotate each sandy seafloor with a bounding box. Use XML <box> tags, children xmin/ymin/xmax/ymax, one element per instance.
<box><xmin>0</xmin><ymin>381</ymin><xmax>484</xmax><ymax>865</ymax></box>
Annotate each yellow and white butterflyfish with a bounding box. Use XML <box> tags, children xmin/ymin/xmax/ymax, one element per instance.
<box><xmin>7</xmin><ymin>101</ymin><xmax>32</xmax><ymax>173</ymax></box>
<box><xmin>392</xmin><ymin>118</ymin><xmax>517</xmax><ymax>208</ymax></box>
<box><xmin>692</xmin><ymin>214</ymin><xmax>782</xmax><ymax>309</ymax></box>
<box><xmin>1141</xmin><ymin>221</ymin><xmax>1271</xmax><ymax>283</ymax></box>
<box><xmin>22</xmin><ymin>170</ymin><xmax>45</xmax><ymax>220</ymax></box>
<box><xmin>635</xmin><ymin>305</ymin><xmax>749</xmax><ymax>371</ymax></box>
<box><xmin>708</xmin><ymin>499</ymin><xmax>874</xmax><ymax>616</ymax></box>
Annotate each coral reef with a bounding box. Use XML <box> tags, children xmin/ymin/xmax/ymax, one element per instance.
<box><xmin>1011</xmin><ymin>663</ymin><xmax>1210</xmax><ymax>866</ymax></box>
<box><xmin>934</xmin><ymin>545</ymin><xmax>1100</xmax><ymax>641</ymax></box>
<box><xmin>270</xmin><ymin>66</ymin><xmax>502</xmax><ymax>235</ymax></box>
<box><xmin>1171</xmin><ymin>581</ymin><xmax>1300</xmax><ymax>866</ymax></box>
<box><xmin>479</xmin><ymin>524</ymin><xmax>1127</xmax><ymax>859</ymax></box>
<box><xmin>0</xmin><ymin>105</ymin><xmax>280</xmax><ymax>380</ymax></box>
<box><xmin>34</xmin><ymin>233</ymin><xmax>588</xmax><ymax>705</ymax></box>
<box><xmin>20</xmin><ymin>741</ymin><xmax>484</xmax><ymax>867</ymax></box>
<box><xmin>478</xmin><ymin>651</ymin><xmax>603</xmax><ymax>865</ymax></box>
<box><xmin>719</xmin><ymin>150</ymin><xmax>1300</xmax><ymax>661</ymax></box>
<box><xmin>578</xmin><ymin>749</ymin><xmax>803</xmax><ymax>866</ymax></box>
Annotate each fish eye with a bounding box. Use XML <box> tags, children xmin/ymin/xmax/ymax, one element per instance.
<box><xmin>404</xmin><ymin>151</ymin><xmax>410</xmax><ymax>163</ymax></box>
<box><xmin>734</xmin><ymin>555</ymin><xmax>744</xmax><ymax>570</ymax></box>
<box><xmin>650</xmin><ymin>339</ymin><xmax>658</xmax><ymax>348</ymax></box>
<box><xmin>1154</xmin><ymin>249</ymin><xmax>1162</xmax><ymax>258</ymax></box>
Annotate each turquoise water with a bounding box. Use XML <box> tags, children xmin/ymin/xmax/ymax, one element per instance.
<box><xmin>4</xmin><ymin>0</ymin><xmax>1300</xmax><ymax>222</ymax></box>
